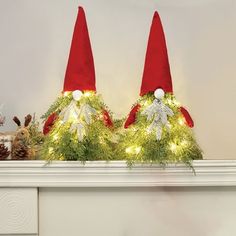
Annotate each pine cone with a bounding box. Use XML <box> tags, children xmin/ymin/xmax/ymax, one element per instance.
<box><xmin>0</xmin><ymin>143</ymin><xmax>10</xmax><ymax>160</ymax></box>
<box><xmin>12</xmin><ymin>144</ymin><xmax>29</xmax><ymax>160</ymax></box>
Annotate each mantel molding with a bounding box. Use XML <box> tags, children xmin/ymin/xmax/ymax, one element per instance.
<box><xmin>1</xmin><ymin>160</ymin><xmax>236</xmax><ymax>187</ymax></box>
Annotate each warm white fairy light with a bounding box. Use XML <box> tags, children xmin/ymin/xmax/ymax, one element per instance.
<box><xmin>170</xmin><ymin>143</ymin><xmax>177</xmax><ymax>152</ymax></box>
<box><xmin>84</xmin><ymin>91</ymin><xmax>93</xmax><ymax>97</ymax></box>
<box><xmin>48</xmin><ymin>147</ymin><xmax>54</xmax><ymax>154</ymax></box>
<box><xmin>135</xmin><ymin>146</ymin><xmax>141</xmax><ymax>154</ymax></box>
<box><xmin>174</xmin><ymin>101</ymin><xmax>180</xmax><ymax>106</ymax></box>
<box><xmin>64</xmin><ymin>91</ymin><xmax>70</xmax><ymax>97</ymax></box>
<box><xmin>59</xmin><ymin>120</ymin><xmax>64</xmax><ymax>125</ymax></box>
<box><xmin>53</xmin><ymin>134</ymin><xmax>59</xmax><ymax>141</ymax></box>
<box><xmin>125</xmin><ymin>145</ymin><xmax>142</xmax><ymax>154</ymax></box>
<box><xmin>146</xmin><ymin>128</ymin><xmax>151</xmax><ymax>134</ymax></box>
<box><xmin>166</xmin><ymin>98</ymin><xmax>172</xmax><ymax>105</ymax></box>
<box><xmin>181</xmin><ymin>140</ymin><xmax>188</xmax><ymax>147</ymax></box>
<box><xmin>125</xmin><ymin>147</ymin><xmax>132</xmax><ymax>154</ymax></box>
<box><xmin>140</xmin><ymin>100</ymin><xmax>150</xmax><ymax>107</ymax></box>
<box><xmin>170</xmin><ymin>140</ymin><xmax>188</xmax><ymax>153</ymax></box>
<box><xmin>99</xmin><ymin>137</ymin><xmax>105</xmax><ymax>144</ymax></box>
<box><xmin>178</xmin><ymin>117</ymin><xmax>185</xmax><ymax>126</ymax></box>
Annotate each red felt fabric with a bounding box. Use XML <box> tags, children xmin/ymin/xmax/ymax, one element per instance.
<box><xmin>140</xmin><ymin>11</ymin><xmax>172</xmax><ymax>96</ymax></box>
<box><xmin>102</xmin><ymin>109</ymin><xmax>113</xmax><ymax>128</ymax></box>
<box><xmin>43</xmin><ymin>113</ymin><xmax>58</xmax><ymax>135</ymax></box>
<box><xmin>124</xmin><ymin>104</ymin><xmax>141</xmax><ymax>128</ymax></box>
<box><xmin>180</xmin><ymin>107</ymin><xmax>194</xmax><ymax>128</ymax></box>
<box><xmin>63</xmin><ymin>7</ymin><xmax>96</xmax><ymax>92</ymax></box>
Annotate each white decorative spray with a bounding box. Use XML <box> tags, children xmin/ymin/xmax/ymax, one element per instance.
<box><xmin>141</xmin><ymin>88</ymin><xmax>174</xmax><ymax>140</ymax></box>
<box><xmin>59</xmin><ymin>90</ymin><xmax>97</xmax><ymax>141</ymax></box>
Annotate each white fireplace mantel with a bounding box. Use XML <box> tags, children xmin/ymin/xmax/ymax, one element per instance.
<box><xmin>1</xmin><ymin>160</ymin><xmax>236</xmax><ymax>187</ymax></box>
<box><xmin>1</xmin><ymin>160</ymin><xmax>236</xmax><ymax>236</ymax></box>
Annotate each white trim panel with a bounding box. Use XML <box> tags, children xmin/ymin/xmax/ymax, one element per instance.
<box><xmin>0</xmin><ymin>160</ymin><xmax>236</xmax><ymax>187</ymax></box>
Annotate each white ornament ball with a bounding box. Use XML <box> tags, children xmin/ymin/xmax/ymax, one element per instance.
<box><xmin>72</xmin><ymin>90</ymin><xmax>83</xmax><ymax>101</ymax></box>
<box><xmin>154</xmin><ymin>88</ymin><xmax>165</xmax><ymax>99</ymax></box>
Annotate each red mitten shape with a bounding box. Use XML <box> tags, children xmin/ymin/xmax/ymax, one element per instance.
<box><xmin>124</xmin><ymin>104</ymin><xmax>141</xmax><ymax>129</ymax></box>
<box><xmin>102</xmin><ymin>109</ymin><xmax>113</xmax><ymax>128</ymax></box>
<box><xmin>43</xmin><ymin>113</ymin><xmax>58</xmax><ymax>135</ymax></box>
<box><xmin>180</xmin><ymin>107</ymin><xmax>194</xmax><ymax>128</ymax></box>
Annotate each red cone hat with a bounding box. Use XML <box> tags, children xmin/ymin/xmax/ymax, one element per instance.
<box><xmin>63</xmin><ymin>7</ymin><xmax>96</xmax><ymax>92</ymax></box>
<box><xmin>140</xmin><ymin>11</ymin><xmax>172</xmax><ymax>96</ymax></box>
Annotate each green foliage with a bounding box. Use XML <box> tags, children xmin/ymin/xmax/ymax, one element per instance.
<box><xmin>41</xmin><ymin>92</ymin><xmax>115</xmax><ymax>161</ymax></box>
<box><xmin>115</xmin><ymin>93</ymin><xmax>203</xmax><ymax>167</ymax></box>
<box><xmin>41</xmin><ymin>94</ymin><xmax>73</xmax><ymax>120</ymax></box>
<box><xmin>40</xmin><ymin>91</ymin><xmax>202</xmax><ymax>168</ymax></box>
<box><xmin>27</xmin><ymin>115</ymin><xmax>45</xmax><ymax>159</ymax></box>
<box><xmin>28</xmin><ymin>115</ymin><xmax>44</xmax><ymax>146</ymax></box>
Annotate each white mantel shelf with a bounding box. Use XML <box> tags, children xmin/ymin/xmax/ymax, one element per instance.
<box><xmin>1</xmin><ymin>160</ymin><xmax>236</xmax><ymax>187</ymax></box>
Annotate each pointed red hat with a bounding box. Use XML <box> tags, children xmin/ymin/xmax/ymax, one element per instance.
<box><xmin>140</xmin><ymin>11</ymin><xmax>172</xmax><ymax>96</ymax></box>
<box><xmin>63</xmin><ymin>7</ymin><xmax>96</xmax><ymax>92</ymax></box>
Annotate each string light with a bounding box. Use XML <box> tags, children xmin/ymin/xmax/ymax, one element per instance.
<box><xmin>170</xmin><ymin>140</ymin><xmax>188</xmax><ymax>153</ymax></box>
<box><xmin>140</xmin><ymin>100</ymin><xmax>150</xmax><ymax>107</ymax></box>
<box><xmin>84</xmin><ymin>91</ymin><xmax>93</xmax><ymax>97</ymax></box>
<box><xmin>132</xmin><ymin>127</ymin><xmax>137</xmax><ymax>132</ymax></box>
<box><xmin>125</xmin><ymin>145</ymin><xmax>142</xmax><ymax>154</ymax></box>
<box><xmin>181</xmin><ymin>140</ymin><xmax>188</xmax><ymax>147</ymax></box>
<box><xmin>173</xmin><ymin>100</ymin><xmax>180</xmax><ymax>106</ymax></box>
<box><xmin>146</xmin><ymin>128</ymin><xmax>151</xmax><ymax>134</ymax></box>
<box><xmin>53</xmin><ymin>134</ymin><xmax>59</xmax><ymax>141</ymax></box>
<box><xmin>125</xmin><ymin>147</ymin><xmax>132</xmax><ymax>154</ymax></box>
<box><xmin>48</xmin><ymin>147</ymin><xmax>54</xmax><ymax>154</ymax></box>
<box><xmin>170</xmin><ymin>143</ymin><xmax>177</xmax><ymax>152</ymax></box>
<box><xmin>63</xmin><ymin>91</ymin><xmax>70</xmax><ymax>97</ymax></box>
<box><xmin>99</xmin><ymin>137</ymin><xmax>105</xmax><ymax>144</ymax></box>
<box><xmin>135</xmin><ymin>146</ymin><xmax>141</xmax><ymax>154</ymax></box>
<box><xmin>166</xmin><ymin>98</ymin><xmax>172</xmax><ymax>105</ymax></box>
<box><xmin>178</xmin><ymin>117</ymin><xmax>185</xmax><ymax>126</ymax></box>
<box><xmin>59</xmin><ymin>120</ymin><xmax>64</xmax><ymax>125</ymax></box>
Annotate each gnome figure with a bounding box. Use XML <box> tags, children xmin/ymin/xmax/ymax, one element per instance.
<box><xmin>120</xmin><ymin>11</ymin><xmax>202</xmax><ymax>164</ymax></box>
<box><xmin>125</xmin><ymin>12</ymin><xmax>194</xmax><ymax>132</ymax></box>
<box><xmin>42</xmin><ymin>7</ymin><xmax>113</xmax><ymax>161</ymax></box>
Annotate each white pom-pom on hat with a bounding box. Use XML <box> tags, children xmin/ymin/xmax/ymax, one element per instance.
<box><xmin>72</xmin><ymin>90</ymin><xmax>83</xmax><ymax>101</ymax></box>
<box><xmin>154</xmin><ymin>88</ymin><xmax>165</xmax><ymax>99</ymax></box>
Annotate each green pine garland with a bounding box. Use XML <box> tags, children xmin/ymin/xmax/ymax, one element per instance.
<box><xmin>40</xmin><ymin>92</ymin><xmax>202</xmax><ymax>168</ymax></box>
<box><xmin>115</xmin><ymin>93</ymin><xmax>203</xmax><ymax>167</ymax></box>
<box><xmin>41</xmin><ymin>92</ymin><xmax>114</xmax><ymax>161</ymax></box>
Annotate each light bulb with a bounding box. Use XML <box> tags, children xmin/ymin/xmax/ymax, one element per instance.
<box><xmin>166</xmin><ymin>98</ymin><xmax>172</xmax><ymax>105</ymax></box>
<box><xmin>84</xmin><ymin>91</ymin><xmax>93</xmax><ymax>97</ymax></box>
<box><xmin>125</xmin><ymin>147</ymin><xmax>132</xmax><ymax>154</ymax></box>
<box><xmin>64</xmin><ymin>91</ymin><xmax>70</xmax><ymax>97</ymax></box>
<box><xmin>140</xmin><ymin>100</ymin><xmax>149</xmax><ymax>107</ymax></box>
<box><xmin>181</xmin><ymin>140</ymin><xmax>188</xmax><ymax>147</ymax></box>
<box><xmin>125</xmin><ymin>146</ymin><xmax>141</xmax><ymax>154</ymax></box>
<box><xmin>53</xmin><ymin>134</ymin><xmax>59</xmax><ymax>141</ymax></box>
<box><xmin>48</xmin><ymin>147</ymin><xmax>54</xmax><ymax>154</ymax></box>
<box><xmin>135</xmin><ymin>146</ymin><xmax>141</xmax><ymax>154</ymax></box>
<box><xmin>178</xmin><ymin>117</ymin><xmax>185</xmax><ymax>126</ymax></box>
<box><xmin>170</xmin><ymin>143</ymin><xmax>177</xmax><ymax>152</ymax></box>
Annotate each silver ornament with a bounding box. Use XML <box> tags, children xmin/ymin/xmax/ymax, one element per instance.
<box><xmin>59</xmin><ymin>100</ymin><xmax>97</xmax><ymax>141</ymax></box>
<box><xmin>142</xmin><ymin>98</ymin><xmax>174</xmax><ymax>140</ymax></box>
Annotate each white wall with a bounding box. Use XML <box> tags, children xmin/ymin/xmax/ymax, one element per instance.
<box><xmin>0</xmin><ymin>0</ymin><xmax>235</xmax><ymax>159</ymax></box>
